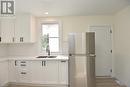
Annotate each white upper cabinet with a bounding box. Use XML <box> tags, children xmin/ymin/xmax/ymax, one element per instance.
<box><xmin>0</xmin><ymin>22</ymin><xmax>1</xmax><ymax>42</ymax></box>
<box><xmin>0</xmin><ymin>19</ymin><xmax>15</xmax><ymax>43</ymax></box>
<box><xmin>0</xmin><ymin>13</ymin><xmax>36</xmax><ymax>43</ymax></box>
<box><xmin>15</xmin><ymin>13</ymin><xmax>36</xmax><ymax>43</ymax></box>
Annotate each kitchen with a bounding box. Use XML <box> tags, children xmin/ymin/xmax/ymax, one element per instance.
<box><xmin>0</xmin><ymin>0</ymin><xmax>130</xmax><ymax>87</ymax></box>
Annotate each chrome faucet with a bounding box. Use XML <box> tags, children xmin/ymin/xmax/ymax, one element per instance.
<box><xmin>46</xmin><ymin>45</ymin><xmax>50</xmax><ymax>56</ymax></box>
<box><xmin>46</xmin><ymin>34</ymin><xmax>50</xmax><ymax>56</ymax></box>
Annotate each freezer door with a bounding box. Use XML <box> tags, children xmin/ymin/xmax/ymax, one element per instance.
<box><xmin>86</xmin><ymin>32</ymin><xmax>95</xmax><ymax>54</ymax></box>
<box><xmin>69</xmin><ymin>32</ymin><xmax>95</xmax><ymax>55</ymax></box>
<box><xmin>68</xmin><ymin>33</ymin><xmax>86</xmax><ymax>55</ymax></box>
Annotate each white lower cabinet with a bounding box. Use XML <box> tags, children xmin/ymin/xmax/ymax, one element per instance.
<box><xmin>9</xmin><ymin>60</ymin><xmax>68</xmax><ymax>86</ymax></box>
<box><xmin>29</xmin><ymin>60</ymin><xmax>59</xmax><ymax>84</ymax></box>
<box><xmin>58</xmin><ymin>60</ymin><xmax>68</xmax><ymax>85</ymax></box>
<box><xmin>0</xmin><ymin>60</ymin><xmax>8</xmax><ymax>87</ymax></box>
<box><xmin>9</xmin><ymin>60</ymin><xmax>31</xmax><ymax>83</ymax></box>
<box><xmin>40</xmin><ymin>61</ymin><xmax>59</xmax><ymax>84</ymax></box>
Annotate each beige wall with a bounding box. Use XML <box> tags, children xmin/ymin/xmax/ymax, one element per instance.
<box><xmin>7</xmin><ymin>15</ymin><xmax>114</xmax><ymax>56</ymax></box>
<box><xmin>39</xmin><ymin>16</ymin><xmax>114</xmax><ymax>41</ymax></box>
<box><xmin>114</xmin><ymin>6</ymin><xmax>130</xmax><ymax>86</ymax></box>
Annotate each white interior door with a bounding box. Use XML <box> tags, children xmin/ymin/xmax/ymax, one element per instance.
<box><xmin>89</xmin><ymin>25</ymin><xmax>112</xmax><ymax>76</ymax></box>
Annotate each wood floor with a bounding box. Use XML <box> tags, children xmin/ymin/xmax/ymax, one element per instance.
<box><xmin>7</xmin><ymin>77</ymin><xmax>126</xmax><ymax>87</ymax></box>
<box><xmin>96</xmin><ymin>77</ymin><xmax>125</xmax><ymax>87</ymax></box>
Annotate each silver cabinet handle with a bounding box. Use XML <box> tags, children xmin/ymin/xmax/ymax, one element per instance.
<box><xmin>21</xmin><ymin>72</ymin><xmax>27</xmax><ymax>74</ymax></box>
<box><xmin>21</xmin><ymin>64</ymin><xmax>26</xmax><ymax>66</ymax></box>
<box><xmin>21</xmin><ymin>61</ymin><xmax>26</xmax><ymax>63</ymax></box>
<box><xmin>42</xmin><ymin>61</ymin><xmax>43</xmax><ymax>66</ymax></box>
<box><xmin>61</xmin><ymin>60</ymin><xmax>66</xmax><ymax>62</ymax></box>
<box><xmin>0</xmin><ymin>37</ymin><xmax>1</xmax><ymax>42</ymax></box>
<box><xmin>44</xmin><ymin>61</ymin><xmax>46</xmax><ymax>66</ymax></box>
<box><xmin>20</xmin><ymin>37</ymin><xmax>24</xmax><ymax>42</ymax></box>
<box><xmin>15</xmin><ymin>60</ymin><xmax>17</xmax><ymax>66</ymax></box>
<box><xmin>12</xmin><ymin>37</ymin><xmax>15</xmax><ymax>42</ymax></box>
<box><xmin>42</xmin><ymin>61</ymin><xmax>46</xmax><ymax>66</ymax></box>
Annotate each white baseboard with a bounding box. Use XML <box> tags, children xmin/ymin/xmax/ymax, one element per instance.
<box><xmin>113</xmin><ymin>77</ymin><xmax>127</xmax><ymax>87</ymax></box>
<box><xmin>8</xmin><ymin>82</ymin><xmax>68</xmax><ymax>87</ymax></box>
<box><xmin>1</xmin><ymin>83</ymin><xmax>9</xmax><ymax>87</ymax></box>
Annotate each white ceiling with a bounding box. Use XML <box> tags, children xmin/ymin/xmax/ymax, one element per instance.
<box><xmin>15</xmin><ymin>0</ymin><xmax>130</xmax><ymax>17</ymax></box>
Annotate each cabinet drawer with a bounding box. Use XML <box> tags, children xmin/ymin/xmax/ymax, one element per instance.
<box><xmin>16</xmin><ymin>60</ymin><xmax>28</xmax><ymax>66</ymax></box>
<box><xmin>18</xmin><ymin>69</ymin><xmax>31</xmax><ymax>83</ymax></box>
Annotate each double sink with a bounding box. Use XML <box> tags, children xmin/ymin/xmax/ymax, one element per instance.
<box><xmin>37</xmin><ymin>56</ymin><xmax>57</xmax><ymax>58</ymax></box>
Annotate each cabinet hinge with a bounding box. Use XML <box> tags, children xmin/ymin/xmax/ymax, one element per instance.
<box><xmin>12</xmin><ymin>37</ymin><xmax>15</xmax><ymax>42</ymax></box>
<box><xmin>110</xmin><ymin>50</ymin><xmax>112</xmax><ymax>53</ymax></box>
<box><xmin>110</xmin><ymin>69</ymin><xmax>112</xmax><ymax>73</ymax></box>
<box><xmin>110</xmin><ymin>29</ymin><xmax>112</xmax><ymax>33</ymax></box>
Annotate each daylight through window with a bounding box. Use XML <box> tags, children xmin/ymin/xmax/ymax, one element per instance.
<box><xmin>41</xmin><ymin>23</ymin><xmax>60</xmax><ymax>53</ymax></box>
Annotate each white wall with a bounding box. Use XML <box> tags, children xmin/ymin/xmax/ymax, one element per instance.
<box><xmin>7</xmin><ymin>16</ymin><xmax>114</xmax><ymax>56</ymax></box>
<box><xmin>114</xmin><ymin>5</ymin><xmax>130</xmax><ymax>87</ymax></box>
<box><xmin>0</xmin><ymin>45</ymin><xmax>7</xmax><ymax>57</ymax></box>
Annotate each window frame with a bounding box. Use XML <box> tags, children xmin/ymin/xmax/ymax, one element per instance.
<box><xmin>40</xmin><ymin>21</ymin><xmax>62</xmax><ymax>55</ymax></box>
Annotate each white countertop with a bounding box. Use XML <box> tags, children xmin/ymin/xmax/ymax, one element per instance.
<box><xmin>0</xmin><ymin>55</ymin><xmax>69</xmax><ymax>62</ymax></box>
<box><xmin>0</xmin><ymin>58</ymin><xmax>8</xmax><ymax>62</ymax></box>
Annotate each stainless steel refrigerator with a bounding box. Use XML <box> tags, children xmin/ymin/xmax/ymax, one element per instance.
<box><xmin>68</xmin><ymin>32</ymin><xmax>96</xmax><ymax>87</ymax></box>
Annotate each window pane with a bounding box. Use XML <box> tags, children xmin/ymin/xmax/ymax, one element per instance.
<box><xmin>42</xmin><ymin>24</ymin><xmax>59</xmax><ymax>37</ymax></box>
<box><xmin>49</xmin><ymin>38</ymin><xmax>59</xmax><ymax>52</ymax></box>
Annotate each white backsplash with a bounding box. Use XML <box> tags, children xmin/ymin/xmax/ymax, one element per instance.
<box><xmin>0</xmin><ymin>44</ymin><xmax>7</xmax><ymax>57</ymax></box>
<box><xmin>6</xmin><ymin>41</ymin><xmax>69</xmax><ymax>56</ymax></box>
<box><xmin>7</xmin><ymin>43</ymin><xmax>39</xmax><ymax>56</ymax></box>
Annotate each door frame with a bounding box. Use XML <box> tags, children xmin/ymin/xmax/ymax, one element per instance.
<box><xmin>88</xmin><ymin>24</ymin><xmax>114</xmax><ymax>77</ymax></box>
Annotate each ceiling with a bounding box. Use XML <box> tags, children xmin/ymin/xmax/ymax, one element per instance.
<box><xmin>15</xmin><ymin>0</ymin><xmax>130</xmax><ymax>17</ymax></box>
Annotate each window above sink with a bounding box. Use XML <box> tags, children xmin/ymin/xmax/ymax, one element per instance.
<box><xmin>40</xmin><ymin>21</ymin><xmax>62</xmax><ymax>54</ymax></box>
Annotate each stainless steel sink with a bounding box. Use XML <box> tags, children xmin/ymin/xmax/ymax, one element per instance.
<box><xmin>36</xmin><ymin>56</ymin><xmax>57</xmax><ymax>58</ymax></box>
<box><xmin>47</xmin><ymin>56</ymin><xmax>57</xmax><ymax>58</ymax></box>
<box><xmin>37</xmin><ymin>56</ymin><xmax>48</xmax><ymax>58</ymax></box>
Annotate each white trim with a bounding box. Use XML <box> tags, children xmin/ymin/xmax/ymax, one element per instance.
<box><xmin>39</xmin><ymin>20</ymin><xmax>63</xmax><ymax>55</ymax></box>
<box><xmin>88</xmin><ymin>24</ymin><xmax>114</xmax><ymax>77</ymax></box>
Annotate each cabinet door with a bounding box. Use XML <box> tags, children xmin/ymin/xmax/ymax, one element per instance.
<box><xmin>15</xmin><ymin>14</ymin><xmax>36</xmax><ymax>43</ymax></box>
<box><xmin>59</xmin><ymin>60</ymin><xmax>68</xmax><ymax>85</ymax></box>
<box><xmin>15</xmin><ymin>14</ymin><xmax>30</xmax><ymax>43</ymax></box>
<box><xmin>0</xmin><ymin>61</ymin><xmax>8</xmax><ymax>86</ymax></box>
<box><xmin>28</xmin><ymin>61</ymin><xmax>43</xmax><ymax>84</ymax></box>
<box><xmin>9</xmin><ymin>60</ymin><xmax>19</xmax><ymax>82</ymax></box>
<box><xmin>0</xmin><ymin>22</ymin><xmax>1</xmax><ymax>42</ymax></box>
<box><xmin>0</xmin><ymin>19</ymin><xmax>15</xmax><ymax>43</ymax></box>
<box><xmin>27</xmin><ymin>61</ymin><xmax>59</xmax><ymax>84</ymax></box>
<box><xmin>42</xmin><ymin>61</ymin><xmax>59</xmax><ymax>84</ymax></box>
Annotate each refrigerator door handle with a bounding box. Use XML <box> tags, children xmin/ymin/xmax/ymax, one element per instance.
<box><xmin>69</xmin><ymin>54</ymin><xmax>72</xmax><ymax>56</ymax></box>
<box><xmin>89</xmin><ymin>54</ymin><xmax>96</xmax><ymax>57</ymax></box>
<box><xmin>69</xmin><ymin>54</ymin><xmax>86</xmax><ymax>56</ymax></box>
